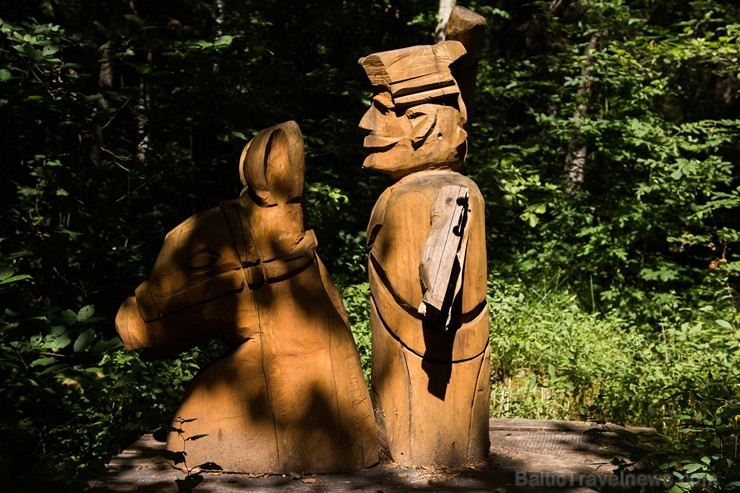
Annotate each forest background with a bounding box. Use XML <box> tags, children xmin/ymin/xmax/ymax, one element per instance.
<box><xmin>1</xmin><ymin>0</ymin><xmax>739</xmax><ymax>491</ymax></box>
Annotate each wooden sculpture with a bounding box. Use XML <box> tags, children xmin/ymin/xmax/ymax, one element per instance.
<box><xmin>359</xmin><ymin>6</ymin><xmax>491</xmax><ymax>467</ymax></box>
<box><xmin>115</xmin><ymin>121</ymin><xmax>378</xmax><ymax>473</ymax></box>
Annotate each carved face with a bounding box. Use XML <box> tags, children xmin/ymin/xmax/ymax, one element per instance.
<box><xmin>358</xmin><ymin>93</ymin><xmax>467</xmax><ymax>179</ymax></box>
<box><xmin>115</xmin><ymin>204</ymin><xmax>253</xmax><ymax>359</ymax></box>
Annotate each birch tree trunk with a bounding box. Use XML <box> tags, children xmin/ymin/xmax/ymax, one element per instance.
<box><xmin>213</xmin><ymin>0</ymin><xmax>225</xmax><ymax>73</ymax></box>
<box><xmin>435</xmin><ymin>0</ymin><xmax>456</xmax><ymax>42</ymax></box>
<box><xmin>136</xmin><ymin>48</ymin><xmax>152</xmax><ymax>166</ymax></box>
<box><xmin>564</xmin><ymin>31</ymin><xmax>601</xmax><ymax>194</ymax></box>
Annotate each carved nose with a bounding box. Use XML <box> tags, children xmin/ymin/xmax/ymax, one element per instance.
<box><xmin>358</xmin><ymin>105</ymin><xmax>379</xmax><ymax>132</ymax></box>
<box><xmin>115</xmin><ymin>296</ymin><xmax>152</xmax><ymax>350</ymax></box>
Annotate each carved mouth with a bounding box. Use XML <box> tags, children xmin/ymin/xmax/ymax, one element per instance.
<box><xmin>362</xmin><ymin>133</ymin><xmax>399</xmax><ymax>151</ymax></box>
<box><xmin>115</xmin><ymin>296</ymin><xmax>153</xmax><ymax>350</ymax></box>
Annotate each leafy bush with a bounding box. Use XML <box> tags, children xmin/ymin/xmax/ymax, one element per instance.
<box><xmin>342</xmin><ymin>281</ymin><xmax>372</xmax><ymax>384</ymax></box>
<box><xmin>0</xmin><ymin>245</ymin><xmax>218</xmax><ymax>490</ymax></box>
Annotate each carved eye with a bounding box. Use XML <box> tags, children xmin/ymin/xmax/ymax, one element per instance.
<box><xmin>186</xmin><ymin>250</ymin><xmax>221</xmax><ymax>270</ymax></box>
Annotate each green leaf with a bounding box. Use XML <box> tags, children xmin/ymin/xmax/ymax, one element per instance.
<box><xmin>29</xmin><ymin>356</ymin><xmax>58</xmax><ymax>367</ymax></box>
<box><xmin>90</xmin><ymin>337</ymin><xmax>121</xmax><ymax>354</ymax></box>
<box><xmin>42</xmin><ymin>44</ymin><xmax>59</xmax><ymax>56</ymax></box>
<box><xmin>77</xmin><ymin>305</ymin><xmax>95</xmax><ymax>322</ymax></box>
<box><xmin>18</xmin><ymin>44</ymin><xmax>44</xmax><ymax>62</ymax></box>
<box><xmin>61</xmin><ymin>309</ymin><xmax>78</xmax><ymax>325</ymax></box>
<box><xmin>0</xmin><ymin>273</ymin><xmax>31</xmax><ymax>285</ymax></box>
<box><xmin>73</xmin><ymin>328</ymin><xmax>96</xmax><ymax>352</ymax></box>
<box><xmin>124</xmin><ymin>14</ymin><xmax>144</xmax><ymax>25</ymax></box>
<box><xmin>715</xmin><ymin>319</ymin><xmax>733</xmax><ymax>330</ymax></box>
<box><xmin>42</xmin><ymin>327</ymin><xmax>72</xmax><ymax>351</ymax></box>
<box><xmin>0</xmin><ymin>68</ymin><xmax>11</xmax><ymax>81</ymax></box>
<box><xmin>683</xmin><ymin>462</ymin><xmax>704</xmax><ymax>474</ymax></box>
<box><xmin>214</xmin><ymin>35</ymin><xmax>234</xmax><ymax>48</ymax></box>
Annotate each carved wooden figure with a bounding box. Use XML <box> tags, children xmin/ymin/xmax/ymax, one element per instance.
<box><xmin>115</xmin><ymin>121</ymin><xmax>378</xmax><ymax>473</ymax></box>
<box><xmin>359</xmin><ymin>7</ymin><xmax>491</xmax><ymax>467</ymax></box>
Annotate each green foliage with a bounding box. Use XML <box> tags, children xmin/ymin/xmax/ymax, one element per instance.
<box><xmin>612</xmin><ymin>394</ymin><xmax>740</xmax><ymax>492</ymax></box>
<box><xmin>342</xmin><ymin>282</ymin><xmax>372</xmax><ymax>383</ymax></box>
<box><xmin>0</xmin><ymin>244</ymin><xmax>219</xmax><ymax>489</ymax></box>
<box><xmin>488</xmin><ymin>274</ymin><xmax>739</xmax><ymax>490</ymax></box>
<box><xmin>477</xmin><ymin>5</ymin><xmax>740</xmax><ymax>479</ymax></box>
<box><xmin>488</xmin><ymin>275</ymin><xmax>636</xmax><ymax>420</ymax></box>
<box><xmin>471</xmin><ymin>0</ymin><xmax>740</xmax><ymax>327</ymax></box>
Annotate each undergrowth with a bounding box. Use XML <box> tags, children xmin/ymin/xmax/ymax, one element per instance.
<box><xmin>486</xmin><ymin>275</ymin><xmax>740</xmax><ymax>491</ymax></box>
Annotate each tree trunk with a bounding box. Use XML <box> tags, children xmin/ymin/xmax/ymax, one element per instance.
<box><xmin>213</xmin><ymin>0</ymin><xmax>225</xmax><ymax>73</ymax></box>
<box><xmin>136</xmin><ymin>48</ymin><xmax>152</xmax><ymax>166</ymax></box>
<box><xmin>435</xmin><ymin>0</ymin><xmax>456</xmax><ymax>42</ymax></box>
<box><xmin>90</xmin><ymin>47</ymin><xmax>113</xmax><ymax>166</ymax></box>
<box><xmin>564</xmin><ymin>31</ymin><xmax>602</xmax><ymax>194</ymax></box>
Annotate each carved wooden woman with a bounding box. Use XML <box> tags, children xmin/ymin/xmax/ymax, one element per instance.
<box><xmin>359</xmin><ymin>7</ymin><xmax>491</xmax><ymax>467</ymax></box>
<box><xmin>115</xmin><ymin>121</ymin><xmax>378</xmax><ymax>473</ymax></box>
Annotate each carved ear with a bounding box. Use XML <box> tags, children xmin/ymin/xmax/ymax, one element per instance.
<box><xmin>239</xmin><ymin>121</ymin><xmax>305</xmax><ymax>207</ymax></box>
<box><xmin>405</xmin><ymin>105</ymin><xmax>438</xmax><ymax>148</ymax></box>
<box><xmin>238</xmin><ymin>140</ymin><xmax>251</xmax><ymax>187</ymax></box>
<box><xmin>240</xmin><ymin>128</ymin><xmax>275</xmax><ymax>206</ymax></box>
<box><xmin>265</xmin><ymin>122</ymin><xmax>304</xmax><ymax>204</ymax></box>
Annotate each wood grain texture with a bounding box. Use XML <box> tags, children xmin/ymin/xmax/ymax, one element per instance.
<box><xmin>445</xmin><ymin>6</ymin><xmax>486</xmax><ymax>121</ymax></box>
<box><xmin>418</xmin><ymin>184</ymin><xmax>470</xmax><ymax>327</ymax></box>
<box><xmin>367</xmin><ymin>171</ymin><xmax>490</xmax><ymax>467</ymax></box>
<box><xmin>115</xmin><ymin>121</ymin><xmax>378</xmax><ymax>473</ymax></box>
<box><xmin>358</xmin><ymin>41</ymin><xmax>466</xmax><ymax>109</ymax></box>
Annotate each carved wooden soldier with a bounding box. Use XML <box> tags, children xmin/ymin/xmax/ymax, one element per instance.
<box><xmin>359</xmin><ymin>7</ymin><xmax>490</xmax><ymax>467</ymax></box>
<box><xmin>115</xmin><ymin>121</ymin><xmax>378</xmax><ymax>473</ymax></box>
